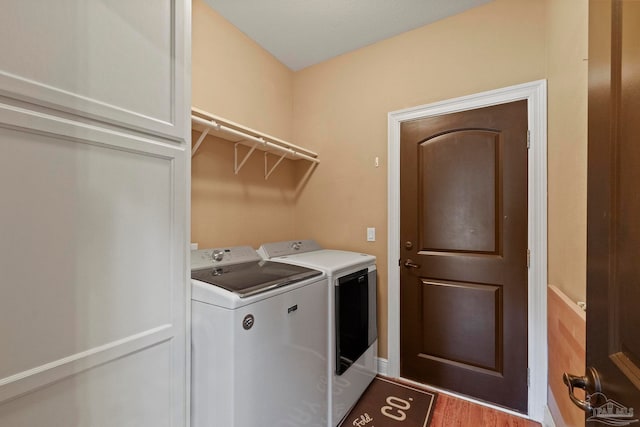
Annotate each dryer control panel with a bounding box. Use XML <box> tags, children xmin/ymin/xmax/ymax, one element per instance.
<box><xmin>258</xmin><ymin>239</ymin><xmax>323</xmax><ymax>258</ymax></box>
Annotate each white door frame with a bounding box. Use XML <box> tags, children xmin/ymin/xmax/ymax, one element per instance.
<box><xmin>386</xmin><ymin>80</ymin><xmax>547</xmax><ymax>421</ymax></box>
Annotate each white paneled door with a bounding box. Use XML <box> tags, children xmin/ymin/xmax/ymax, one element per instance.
<box><xmin>0</xmin><ymin>1</ymin><xmax>190</xmax><ymax>426</ymax></box>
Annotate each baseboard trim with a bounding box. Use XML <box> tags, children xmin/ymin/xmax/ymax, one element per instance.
<box><xmin>547</xmin><ymin>386</ymin><xmax>568</xmax><ymax>427</ymax></box>
<box><xmin>377</xmin><ymin>357</ymin><xmax>389</xmax><ymax>376</ymax></box>
<box><xmin>544</xmin><ymin>404</ymin><xmax>557</xmax><ymax>427</ymax></box>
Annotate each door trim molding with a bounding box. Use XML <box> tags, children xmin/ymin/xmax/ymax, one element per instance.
<box><xmin>387</xmin><ymin>80</ymin><xmax>547</xmax><ymax>421</ymax></box>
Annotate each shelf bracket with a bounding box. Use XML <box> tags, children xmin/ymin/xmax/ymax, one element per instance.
<box><xmin>264</xmin><ymin>151</ymin><xmax>289</xmax><ymax>180</ymax></box>
<box><xmin>192</xmin><ymin>127</ymin><xmax>209</xmax><ymax>157</ymax></box>
<box><xmin>234</xmin><ymin>140</ymin><xmax>262</xmax><ymax>174</ymax></box>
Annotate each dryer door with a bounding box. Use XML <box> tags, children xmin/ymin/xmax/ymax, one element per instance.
<box><xmin>335</xmin><ymin>269</ymin><xmax>377</xmax><ymax>375</ymax></box>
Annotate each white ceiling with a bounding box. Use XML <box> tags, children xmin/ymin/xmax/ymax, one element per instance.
<box><xmin>203</xmin><ymin>0</ymin><xmax>493</xmax><ymax>71</ymax></box>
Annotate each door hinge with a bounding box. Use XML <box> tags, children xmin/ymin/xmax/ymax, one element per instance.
<box><xmin>527</xmin><ymin>249</ymin><xmax>531</xmax><ymax>269</ymax></box>
<box><xmin>527</xmin><ymin>368</ymin><xmax>530</xmax><ymax>387</ymax></box>
<box><xmin>527</xmin><ymin>130</ymin><xmax>531</xmax><ymax>149</ymax></box>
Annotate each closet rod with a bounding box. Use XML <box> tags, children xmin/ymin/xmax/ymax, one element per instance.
<box><xmin>191</xmin><ymin>115</ymin><xmax>320</xmax><ymax>164</ymax></box>
<box><xmin>192</xmin><ymin>107</ymin><xmax>318</xmax><ymax>157</ymax></box>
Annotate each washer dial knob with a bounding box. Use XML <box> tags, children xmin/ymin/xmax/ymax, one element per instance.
<box><xmin>211</xmin><ymin>249</ymin><xmax>225</xmax><ymax>262</ymax></box>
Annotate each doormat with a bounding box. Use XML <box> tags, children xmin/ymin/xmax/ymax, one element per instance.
<box><xmin>339</xmin><ymin>376</ymin><xmax>438</xmax><ymax>427</ymax></box>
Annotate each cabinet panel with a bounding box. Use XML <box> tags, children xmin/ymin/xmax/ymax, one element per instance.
<box><xmin>0</xmin><ymin>0</ymin><xmax>186</xmax><ymax>138</ymax></box>
<box><xmin>0</xmin><ymin>104</ymin><xmax>188</xmax><ymax>424</ymax></box>
<box><xmin>0</xmin><ymin>342</ymin><xmax>175</xmax><ymax>427</ymax></box>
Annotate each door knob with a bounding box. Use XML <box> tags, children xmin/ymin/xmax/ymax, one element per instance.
<box><xmin>562</xmin><ymin>367</ymin><xmax>602</xmax><ymax>413</ymax></box>
<box><xmin>403</xmin><ymin>259</ymin><xmax>420</xmax><ymax>269</ymax></box>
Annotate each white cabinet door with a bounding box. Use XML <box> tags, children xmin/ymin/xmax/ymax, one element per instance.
<box><xmin>0</xmin><ymin>0</ymin><xmax>188</xmax><ymax>140</ymax></box>
<box><xmin>0</xmin><ymin>1</ymin><xmax>190</xmax><ymax>426</ymax></box>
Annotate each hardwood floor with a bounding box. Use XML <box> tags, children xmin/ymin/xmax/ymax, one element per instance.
<box><xmin>429</xmin><ymin>393</ymin><xmax>541</xmax><ymax>427</ymax></box>
<box><xmin>361</xmin><ymin>376</ymin><xmax>541</xmax><ymax>427</ymax></box>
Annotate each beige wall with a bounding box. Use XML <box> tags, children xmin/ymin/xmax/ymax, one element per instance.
<box><xmin>292</xmin><ymin>0</ymin><xmax>548</xmax><ymax>358</ymax></box>
<box><xmin>191</xmin><ymin>0</ymin><xmax>299</xmax><ymax>248</ymax></box>
<box><xmin>192</xmin><ymin>0</ymin><xmax>293</xmax><ymax>138</ymax></box>
<box><xmin>545</xmin><ymin>1</ymin><xmax>588</xmax><ymax>421</ymax></box>
<box><xmin>192</xmin><ymin>0</ymin><xmax>589</xmax><ymax>360</ymax></box>
<box><xmin>545</xmin><ymin>0</ymin><xmax>588</xmax><ymax>304</ymax></box>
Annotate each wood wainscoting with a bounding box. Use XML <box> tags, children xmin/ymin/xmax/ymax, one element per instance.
<box><xmin>547</xmin><ymin>285</ymin><xmax>586</xmax><ymax>426</ymax></box>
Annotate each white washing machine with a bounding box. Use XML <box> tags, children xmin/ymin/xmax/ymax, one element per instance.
<box><xmin>191</xmin><ymin>246</ymin><xmax>329</xmax><ymax>427</ymax></box>
<box><xmin>258</xmin><ymin>240</ymin><xmax>378</xmax><ymax>427</ymax></box>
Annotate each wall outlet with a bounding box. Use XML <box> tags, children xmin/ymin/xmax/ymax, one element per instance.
<box><xmin>367</xmin><ymin>227</ymin><xmax>376</xmax><ymax>242</ymax></box>
<box><xmin>190</xmin><ymin>243</ymin><xmax>199</xmax><ymax>251</ymax></box>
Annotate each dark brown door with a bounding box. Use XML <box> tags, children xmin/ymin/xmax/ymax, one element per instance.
<box><xmin>563</xmin><ymin>1</ymin><xmax>640</xmax><ymax>424</ymax></box>
<box><xmin>399</xmin><ymin>101</ymin><xmax>529</xmax><ymax>413</ymax></box>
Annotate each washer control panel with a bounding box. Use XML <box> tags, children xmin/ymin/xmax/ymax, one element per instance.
<box><xmin>191</xmin><ymin>246</ymin><xmax>261</xmax><ymax>271</ymax></box>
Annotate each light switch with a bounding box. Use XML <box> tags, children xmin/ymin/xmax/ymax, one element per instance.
<box><xmin>367</xmin><ymin>227</ymin><xmax>376</xmax><ymax>242</ymax></box>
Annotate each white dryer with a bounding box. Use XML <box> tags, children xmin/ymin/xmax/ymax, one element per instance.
<box><xmin>258</xmin><ymin>240</ymin><xmax>377</xmax><ymax>427</ymax></box>
<box><xmin>191</xmin><ymin>246</ymin><xmax>329</xmax><ymax>427</ymax></box>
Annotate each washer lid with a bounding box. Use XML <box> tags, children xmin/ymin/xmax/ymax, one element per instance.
<box><xmin>190</xmin><ymin>260</ymin><xmax>322</xmax><ymax>298</ymax></box>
